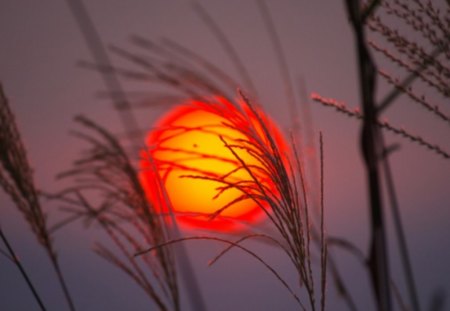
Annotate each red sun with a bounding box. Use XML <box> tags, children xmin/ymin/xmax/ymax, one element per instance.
<box><xmin>140</xmin><ymin>98</ymin><xmax>288</xmax><ymax>232</ymax></box>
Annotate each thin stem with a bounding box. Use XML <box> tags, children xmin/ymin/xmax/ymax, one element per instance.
<box><xmin>153</xmin><ymin>156</ymin><xmax>207</xmax><ymax>311</ymax></box>
<box><xmin>0</xmin><ymin>226</ymin><xmax>47</xmax><ymax>311</ymax></box>
<box><xmin>257</xmin><ymin>0</ymin><xmax>299</xmax><ymax>132</ymax></box>
<box><xmin>192</xmin><ymin>2</ymin><xmax>258</xmax><ymax>98</ymax></box>
<box><xmin>65</xmin><ymin>0</ymin><xmax>142</xmax><ymax>151</ymax></box>
<box><xmin>319</xmin><ymin>132</ymin><xmax>327</xmax><ymax>311</ymax></box>
<box><xmin>48</xmin><ymin>254</ymin><xmax>76</xmax><ymax>311</ymax></box>
<box><xmin>136</xmin><ymin>236</ymin><xmax>306</xmax><ymax>310</ymax></box>
<box><xmin>381</xmin><ymin>135</ymin><xmax>421</xmax><ymax>311</ymax></box>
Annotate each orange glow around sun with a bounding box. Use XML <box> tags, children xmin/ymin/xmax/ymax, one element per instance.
<box><xmin>140</xmin><ymin>97</ymin><xmax>288</xmax><ymax>232</ymax></box>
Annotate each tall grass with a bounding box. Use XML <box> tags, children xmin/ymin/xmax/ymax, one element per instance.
<box><xmin>50</xmin><ymin>115</ymin><xmax>180</xmax><ymax>311</ymax></box>
<box><xmin>313</xmin><ymin>1</ymin><xmax>449</xmax><ymax>311</ymax></box>
<box><xmin>0</xmin><ymin>0</ymin><xmax>449</xmax><ymax>310</ymax></box>
<box><xmin>0</xmin><ymin>84</ymin><xmax>76</xmax><ymax>311</ymax></box>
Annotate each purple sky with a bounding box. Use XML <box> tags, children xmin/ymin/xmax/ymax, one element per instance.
<box><xmin>1</xmin><ymin>1</ymin><xmax>449</xmax><ymax>310</ymax></box>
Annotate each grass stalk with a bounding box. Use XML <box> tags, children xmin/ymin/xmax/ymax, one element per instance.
<box><xmin>311</xmin><ymin>93</ymin><xmax>450</xmax><ymax>160</ymax></box>
<box><xmin>192</xmin><ymin>2</ymin><xmax>258</xmax><ymax>98</ymax></box>
<box><xmin>65</xmin><ymin>0</ymin><xmax>142</xmax><ymax>150</ymax></box>
<box><xmin>136</xmin><ymin>236</ymin><xmax>306</xmax><ymax>310</ymax></box>
<box><xmin>257</xmin><ymin>0</ymin><xmax>299</xmax><ymax>132</ymax></box>
<box><xmin>319</xmin><ymin>133</ymin><xmax>327</xmax><ymax>311</ymax></box>
<box><xmin>381</xmin><ymin>135</ymin><xmax>421</xmax><ymax>311</ymax></box>
<box><xmin>0</xmin><ymin>226</ymin><xmax>47</xmax><ymax>311</ymax></box>
<box><xmin>0</xmin><ymin>83</ymin><xmax>76</xmax><ymax>311</ymax></box>
<box><xmin>65</xmin><ymin>1</ymin><xmax>207</xmax><ymax>308</ymax></box>
<box><xmin>344</xmin><ymin>1</ymin><xmax>392</xmax><ymax>310</ymax></box>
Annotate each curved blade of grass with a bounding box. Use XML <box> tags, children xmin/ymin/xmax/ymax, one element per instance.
<box><xmin>135</xmin><ymin>236</ymin><xmax>306</xmax><ymax>310</ymax></box>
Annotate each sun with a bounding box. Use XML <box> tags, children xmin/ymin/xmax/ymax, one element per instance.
<box><xmin>140</xmin><ymin>98</ymin><xmax>288</xmax><ymax>232</ymax></box>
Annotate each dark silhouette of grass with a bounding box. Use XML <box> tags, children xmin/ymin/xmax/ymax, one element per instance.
<box><xmin>345</xmin><ymin>2</ymin><xmax>392</xmax><ymax>310</ymax></box>
<box><xmin>132</xmin><ymin>89</ymin><xmax>328</xmax><ymax>310</ymax></box>
<box><xmin>1</xmin><ymin>0</ymin><xmax>449</xmax><ymax>310</ymax></box>
<box><xmin>64</xmin><ymin>0</ymin><xmax>207</xmax><ymax>309</ymax></box>
<box><xmin>311</xmin><ymin>93</ymin><xmax>450</xmax><ymax>159</ymax></box>
<box><xmin>312</xmin><ymin>1</ymin><xmax>449</xmax><ymax>311</ymax></box>
<box><xmin>0</xmin><ymin>225</ymin><xmax>46</xmax><ymax>311</ymax></box>
<box><xmin>0</xmin><ymin>84</ymin><xmax>76</xmax><ymax>311</ymax></box>
<box><xmin>50</xmin><ymin>115</ymin><xmax>181</xmax><ymax>311</ymax></box>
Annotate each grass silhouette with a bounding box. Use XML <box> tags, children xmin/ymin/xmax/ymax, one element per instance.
<box><xmin>1</xmin><ymin>0</ymin><xmax>449</xmax><ymax>310</ymax></box>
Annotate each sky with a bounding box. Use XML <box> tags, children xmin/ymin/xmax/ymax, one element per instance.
<box><xmin>1</xmin><ymin>1</ymin><xmax>449</xmax><ymax>310</ymax></box>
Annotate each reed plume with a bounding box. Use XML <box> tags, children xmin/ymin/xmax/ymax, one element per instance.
<box><xmin>51</xmin><ymin>115</ymin><xmax>180</xmax><ymax>311</ymax></box>
<box><xmin>0</xmin><ymin>83</ymin><xmax>76</xmax><ymax>311</ymax></box>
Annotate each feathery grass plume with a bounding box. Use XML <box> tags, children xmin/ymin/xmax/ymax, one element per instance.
<box><xmin>65</xmin><ymin>0</ymin><xmax>207</xmax><ymax>308</ymax></box>
<box><xmin>377</xmin><ymin>69</ymin><xmax>450</xmax><ymax>124</ymax></box>
<box><xmin>311</xmin><ymin>93</ymin><xmax>450</xmax><ymax>159</ymax></box>
<box><xmin>0</xmin><ymin>83</ymin><xmax>76</xmax><ymax>310</ymax></box>
<box><xmin>51</xmin><ymin>115</ymin><xmax>180</xmax><ymax>311</ymax></box>
<box><xmin>365</xmin><ymin>9</ymin><xmax>449</xmax><ymax>310</ymax></box>
<box><xmin>76</xmin><ymin>3</ymin><xmax>329</xmax><ymax>308</ymax></box>
<box><xmin>366</xmin><ymin>0</ymin><xmax>450</xmax><ymax>104</ymax></box>
<box><xmin>135</xmin><ymin>90</ymin><xmax>327</xmax><ymax>310</ymax></box>
<box><xmin>312</xmin><ymin>1</ymin><xmax>450</xmax><ymax>310</ymax></box>
<box><xmin>76</xmin><ymin>3</ymin><xmax>332</xmax><ymax>302</ymax></box>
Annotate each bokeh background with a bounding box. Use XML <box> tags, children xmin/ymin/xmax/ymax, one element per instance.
<box><xmin>1</xmin><ymin>1</ymin><xmax>449</xmax><ymax>310</ymax></box>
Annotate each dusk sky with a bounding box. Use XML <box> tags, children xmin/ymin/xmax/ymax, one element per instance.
<box><xmin>1</xmin><ymin>1</ymin><xmax>449</xmax><ymax>310</ymax></box>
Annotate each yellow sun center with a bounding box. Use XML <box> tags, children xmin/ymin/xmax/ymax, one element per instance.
<box><xmin>140</xmin><ymin>100</ymin><xmax>287</xmax><ymax>231</ymax></box>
